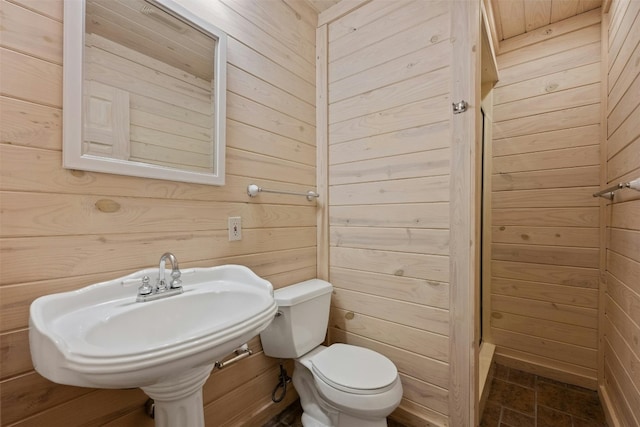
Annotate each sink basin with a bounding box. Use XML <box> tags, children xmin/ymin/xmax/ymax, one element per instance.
<box><xmin>29</xmin><ymin>264</ymin><xmax>277</xmax><ymax>426</ymax></box>
<box><xmin>82</xmin><ymin>290</ymin><xmax>268</xmax><ymax>354</ymax></box>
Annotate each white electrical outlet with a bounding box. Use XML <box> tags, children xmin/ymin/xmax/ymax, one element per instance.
<box><xmin>228</xmin><ymin>217</ymin><xmax>242</xmax><ymax>241</ymax></box>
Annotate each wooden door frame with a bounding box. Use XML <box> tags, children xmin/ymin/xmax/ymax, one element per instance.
<box><xmin>449</xmin><ymin>1</ymin><xmax>482</xmax><ymax>426</ymax></box>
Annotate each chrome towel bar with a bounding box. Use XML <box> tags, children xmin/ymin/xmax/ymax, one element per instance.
<box><xmin>214</xmin><ymin>344</ymin><xmax>252</xmax><ymax>369</ymax></box>
<box><xmin>247</xmin><ymin>183</ymin><xmax>319</xmax><ymax>201</ymax></box>
<box><xmin>593</xmin><ymin>178</ymin><xmax>640</xmax><ymax>199</ymax></box>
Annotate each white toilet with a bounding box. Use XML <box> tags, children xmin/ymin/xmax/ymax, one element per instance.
<box><xmin>259</xmin><ymin>279</ymin><xmax>403</xmax><ymax>427</ymax></box>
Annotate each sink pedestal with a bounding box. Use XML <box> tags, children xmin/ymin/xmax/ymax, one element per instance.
<box><xmin>142</xmin><ymin>365</ymin><xmax>214</xmax><ymax>427</ymax></box>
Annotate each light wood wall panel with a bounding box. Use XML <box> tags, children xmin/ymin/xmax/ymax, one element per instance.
<box><xmin>0</xmin><ymin>0</ymin><xmax>317</xmax><ymax>425</ymax></box>
<box><xmin>602</xmin><ymin>1</ymin><xmax>640</xmax><ymax>425</ymax></box>
<box><xmin>324</xmin><ymin>1</ymin><xmax>453</xmax><ymax>424</ymax></box>
<box><xmin>491</xmin><ymin>10</ymin><xmax>602</xmax><ymax>388</ymax></box>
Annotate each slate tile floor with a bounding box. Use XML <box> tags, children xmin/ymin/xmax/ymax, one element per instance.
<box><xmin>264</xmin><ymin>364</ymin><xmax>608</xmax><ymax>427</ymax></box>
<box><xmin>481</xmin><ymin>364</ymin><xmax>608</xmax><ymax>427</ymax></box>
<box><xmin>262</xmin><ymin>402</ymin><xmax>302</xmax><ymax>427</ymax></box>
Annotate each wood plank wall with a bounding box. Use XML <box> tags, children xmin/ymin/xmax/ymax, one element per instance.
<box><xmin>490</xmin><ymin>11</ymin><xmax>603</xmax><ymax>388</ymax></box>
<box><xmin>0</xmin><ymin>0</ymin><xmax>317</xmax><ymax>424</ymax></box>
<box><xmin>322</xmin><ymin>1</ymin><xmax>452</xmax><ymax>425</ymax></box>
<box><xmin>601</xmin><ymin>0</ymin><xmax>640</xmax><ymax>425</ymax></box>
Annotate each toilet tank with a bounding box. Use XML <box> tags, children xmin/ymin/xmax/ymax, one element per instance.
<box><xmin>260</xmin><ymin>279</ymin><xmax>333</xmax><ymax>359</ymax></box>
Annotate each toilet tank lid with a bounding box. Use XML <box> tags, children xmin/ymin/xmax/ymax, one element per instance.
<box><xmin>274</xmin><ymin>279</ymin><xmax>332</xmax><ymax>306</ymax></box>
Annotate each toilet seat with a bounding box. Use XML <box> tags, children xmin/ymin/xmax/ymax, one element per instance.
<box><xmin>295</xmin><ymin>344</ymin><xmax>404</xmax><ymax>421</ymax></box>
<box><xmin>311</xmin><ymin>344</ymin><xmax>398</xmax><ymax>395</ymax></box>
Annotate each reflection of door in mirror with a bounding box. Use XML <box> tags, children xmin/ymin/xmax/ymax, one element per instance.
<box><xmin>83</xmin><ymin>0</ymin><xmax>215</xmax><ymax>173</ymax></box>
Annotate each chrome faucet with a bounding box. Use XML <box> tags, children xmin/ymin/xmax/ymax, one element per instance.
<box><xmin>157</xmin><ymin>252</ymin><xmax>182</xmax><ymax>291</ymax></box>
<box><xmin>124</xmin><ymin>253</ymin><xmax>184</xmax><ymax>302</ymax></box>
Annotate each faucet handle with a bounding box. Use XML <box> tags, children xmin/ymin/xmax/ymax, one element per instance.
<box><xmin>139</xmin><ymin>276</ymin><xmax>153</xmax><ymax>295</ymax></box>
<box><xmin>122</xmin><ymin>276</ymin><xmax>153</xmax><ymax>295</ymax></box>
<box><xmin>170</xmin><ymin>269</ymin><xmax>182</xmax><ymax>289</ymax></box>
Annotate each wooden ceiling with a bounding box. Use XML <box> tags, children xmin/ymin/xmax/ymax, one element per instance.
<box><xmin>490</xmin><ymin>0</ymin><xmax>602</xmax><ymax>41</ymax></box>
<box><xmin>310</xmin><ymin>0</ymin><xmax>602</xmax><ymax>43</ymax></box>
<box><xmin>304</xmin><ymin>0</ymin><xmax>341</xmax><ymax>13</ymax></box>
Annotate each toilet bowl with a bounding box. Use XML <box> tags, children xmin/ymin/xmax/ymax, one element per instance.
<box><xmin>259</xmin><ymin>279</ymin><xmax>403</xmax><ymax>427</ymax></box>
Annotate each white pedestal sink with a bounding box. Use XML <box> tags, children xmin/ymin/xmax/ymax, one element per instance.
<box><xmin>29</xmin><ymin>264</ymin><xmax>277</xmax><ymax>427</ymax></box>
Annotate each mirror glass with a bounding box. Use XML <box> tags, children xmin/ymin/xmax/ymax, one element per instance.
<box><xmin>63</xmin><ymin>0</ymin><xmax>227</xmax><ymax>185</ymax></box>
